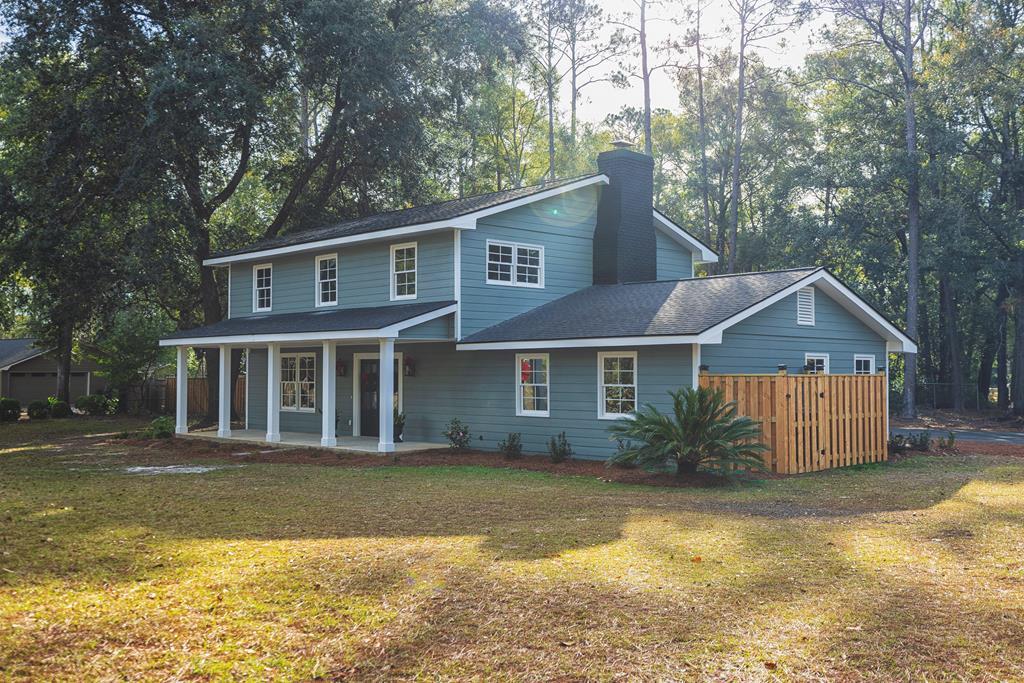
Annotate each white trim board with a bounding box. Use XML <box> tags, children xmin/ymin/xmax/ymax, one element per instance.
<box><xmin>652</xmin><ymin>210</ymin><xmax>719</xmax><ymax>264</ymax></box>
<box><xmin>159</xmin><ymin>304</ymin><xmax>458</xmax><ymax>347</ymax></box>
<box><xmin>203</xmin><ymin>175</ymin><xmax>610</xmax><ymax>266</ymax></box>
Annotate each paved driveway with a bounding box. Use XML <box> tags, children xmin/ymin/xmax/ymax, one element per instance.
<box><xmin>893</xmin><ymin>427</ymin><xmax>1024</xmax><ymax>445</ymax></box>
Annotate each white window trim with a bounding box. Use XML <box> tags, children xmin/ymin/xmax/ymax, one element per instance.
<box><xmin>485</xmin><ymin>239</ymin><xmax>545</xmax><ymax>289</ymax></box>
<box><xmin>797</xmin><ymin>287</ymin><xmax>815</xmax><ymax>326</ymax></box>
<box><xmin>515</xmin><ymin>352</ymin><xmax>550</xmax><ymax>417</ymax></box>
<box><xmin>804</xmin><ymin>353</ymin><xmax>830</xmax><ymax>374</ymax></box>
<box><xmin>314</xmin><ymin>253</ymin><xmax>339</xmax><ymax>308</ymax></box>
<box><xmin>854</xmin><ymin>354</ymin><xmax>876</xmax><ymax>375</ymax></box>
<box><xmin>253</xmin><ymin>263</ymin><xmax>272</xmax><ymax>312</ymax></box>
<box><xmin>280</xmin><ymin>352</ymin><xmax>316</xmax><ymax>413</ymax></box>
<box><xmin>390</xmin><ymin>241</ymin><xmax>417</xmax><ymax>301</ymax></box>
<box><xmin>597</xmin><ymin>351</ymin><xmax>638</xmax><ymax>420</ymax></box>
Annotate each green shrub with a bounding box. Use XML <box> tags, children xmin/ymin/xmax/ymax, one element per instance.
<box><xmin>442</xmin><ymin>418</ymin><xmax>471</xmax><ymax>451</ymax></box>
<box><xmin>498</xmin><ymin>432</ymin><xmax>523</xmax><ymax>459</ymax></box>
<box><xmin>0</xmin><ymin>397</ymin><xmax>20</xmax><ymax>422</ymax></box>
<box><xmin>49</xmin><ymin>400</ymin><xmax>71</xmax><ymax>419</ymax></box>
<box><xmin>147</xmin><ymin>416</ymin><xmax>175</xmax><ymax>439</ymax></box>
<box><xmin>74</xmin><ymin>394</ymin><xmax>110</xmax><ymax>416</ymax></box>
<box><xmin>547</xmin><ymin>431</ymin><xmax>573</xmax><ymax>463</ymax></box>
<box><xmin>608</xmin><ymin>386</ymin><xmax>767</xmax><ymax>479</ymax></box>
<box><xmin>26</xmin><ymin>400</ymin><xmax>50</xmax><ymax>420</ymax></box>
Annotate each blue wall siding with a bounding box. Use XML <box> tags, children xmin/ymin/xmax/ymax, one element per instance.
<box><xmin>701</xmin><ymin>287</ymin><xmax>887</xmax><ymax>374</ymax></box>
<box><xmin>252</xmin><ymin>341</ymin><xmax>692</xmax><ymax>459</ymax></box>
<box><xmin>399</xmin><ymin>314</ymin><xmax>453</xmax><ymax>340</ymax></box>
<box><xmin>460</xmin><ymin>186</ymin><xmax>599</xmax><ymax>337</ymax></box>
<box><xmin>229</xmin><ymin>231</ymin><xmax>454</xmax><ymax>318</ymax></box>
<box><xmin>655</xmin><ymin>229</ymin><xmax>694</xmax><ymax>279</ymax></box>
<box><xmin>245</xmin><ymin>346</ymin><xmax>324</xmax><ymax>433</ymax></box>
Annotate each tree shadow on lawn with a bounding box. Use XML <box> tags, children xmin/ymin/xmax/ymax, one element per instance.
<box><xmin>2</xmin><ymin>446</ymin><xmax>1022</xmax><ymax>589</ymax></box>
<box><xmin>4</xmin><ymin>469</ymin><xmax>1024</xmax><ymax>680</ymax></box>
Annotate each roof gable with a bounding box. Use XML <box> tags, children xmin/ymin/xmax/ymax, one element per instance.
<box><xmin>0</xmin><ymin>338</ymin><xmax>47</xmax><ymax>370</ymax></box>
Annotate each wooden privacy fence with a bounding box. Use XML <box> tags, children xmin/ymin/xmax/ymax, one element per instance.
<box><xmin>699</xmin><ymin>372</ymin><xmax>888</xmax><ymax>474</ymax></box>
<box><xmin>164</xmin><ymin>377</ymin><xmax>246</xmax><ymax>417</ymax></box>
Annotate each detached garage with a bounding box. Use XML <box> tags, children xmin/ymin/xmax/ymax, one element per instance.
<box><xmin>0</xmin><ymin>338</ymin><xmax>107</xmax><ymax>405</ymax></box>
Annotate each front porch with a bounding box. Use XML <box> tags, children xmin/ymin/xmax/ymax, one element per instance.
<box><xmin>182</xmin><ymin>429</ymin><xmax>445</xmax><ymax>454</ymax></box>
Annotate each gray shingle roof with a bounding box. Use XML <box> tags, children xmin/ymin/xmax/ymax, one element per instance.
<box><xmin>0</xmin><ymin>338</ymin><xmax>46</xmax><ymax>369</ymax></box>
<box><xmin>461</xmin><ymin>268</ymin><xmax>822</xmax><ymax>344</ymax></box>
<box><xmin>213</xmin><ymin>175</ymin><xmax>601</xmax><ymax>259</ymax></box>
<box><xmin>162</xmin><ymin>301</ymin><xmax>455</xmax><ymax>341</ymax></box>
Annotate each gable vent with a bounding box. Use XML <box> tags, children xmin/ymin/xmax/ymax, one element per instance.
<box><xmin>797</xmin><ymin>287</ymin><xmax>815</xmax><ymax>326</ymax></box>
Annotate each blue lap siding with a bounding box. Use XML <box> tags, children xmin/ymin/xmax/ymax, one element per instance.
<box><xmin>229</xmin><ymin>231</ymin><xmax>455</xmax><ymax>318</ymax></box>
<box><xmin>700</xmin><ymin>287</ymin><xmax>887</xmax><ymax>374</ymax></box>
<box><xmin>654</xmin><ymin>229</ymin><xmax>694</xmax><ymax>279</ymax></box>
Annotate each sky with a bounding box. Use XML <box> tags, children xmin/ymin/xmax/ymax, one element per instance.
<box><xmin>565</xmin><ymin>0</ymin><xmax>827</xmax><ymax>125</ymax></box>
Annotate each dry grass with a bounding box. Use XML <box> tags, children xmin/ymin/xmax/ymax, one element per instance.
<box><xmin>2</xmin><ymin>418</ymin><xmax>1024</xmax><ymax>681</ymax></box>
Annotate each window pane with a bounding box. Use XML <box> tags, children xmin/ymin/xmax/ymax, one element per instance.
<box><xmin>488</xmin><ymin>243</ymin><xmax>514</xmax><ymax>282</ymax></box>
<box><xmin>516</xmin><ymin>247</ymin><xmax>541</xmax><ymax>284</ymax></box>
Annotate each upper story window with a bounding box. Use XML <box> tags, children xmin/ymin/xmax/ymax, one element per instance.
<box><xmin>390</xmin><ymin>242</ymin><xmax>417</xmax><ymax>300</ymax></box>
<box><xmin>253</xmin><ymin>264</ymin><xmax>272</xmax><ymax>312</ymax></box>
<box><xmin>805</xmin><ymin>353</ymin><xmax>829</xmax><ymax>374</ymax></box>
<box><xmin>598</xmin><ymin>352</ymin><xmax>637</xmax><ymax>419</ymax></box>
<box><xmin>797</xmin><ymin>287</ymin><xmax>815</xmax><ymax>325</ymax></box>
<box><xmin>316</xmin><ymin>254</ymin><xmax>338</xmax><ymax>307</ymax></box>
<box><xmin>854</xmin><ymin>354</ymin><xmax>875</xmax><ymax>375</ymax></box>
<box><xmin>487</xmin><ymin>240</ymin><xmax>544</xmax><ymax>288</ymax></box>
<box><xmin>516</xmin><ymin>353</ymin><xmax>549</xmax><ymax>417</ymax></box>
<box><xmin>281</xmin><ymin>353</ymin><xmax>315</xmax><ymax>412</ymax></box>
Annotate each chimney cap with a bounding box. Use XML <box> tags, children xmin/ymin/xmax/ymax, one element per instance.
<box><xmin>610</xmin><ymin>139</ymin><xmax>634</xmax><ymax>150</ymax></box>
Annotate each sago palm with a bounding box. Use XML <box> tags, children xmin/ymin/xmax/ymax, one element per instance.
<box><xmin>607</xmin><ymin>386</ymin><xmax>768</xmax><ymax>478</ymax></box>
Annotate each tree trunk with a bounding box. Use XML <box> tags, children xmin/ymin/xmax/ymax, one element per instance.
<box><xmin>546</xmin><ymin>17</ymin><xmax>556</xmax><ymax>179</ymax></box>
<box><xmin>998</xmin><ymin>283</ymin><xmax>1010</xmax><ymax>409</ymax></box>
<box><xmin>198</xmin><ymin>236</ymin><xmax>223</xmax><ymax>424</ymax></box>
<box><xmin>675</xmin><ymin>458</ymin><xmax>698</xmax><ymax>479</ymax></box>
<box><xmin>570</xmin><ymin>41</ymin><xmax>578</xmax><ymax>147</ymax></box>
<box><xmin>727</xmin><ymin>28</ymin><xmax>746</xmax><ymax>274</ymax></box>
<box><xmin>977</xmin><ymin>285</ymin><xmax>1008</xmax><ymax>408</ymax></box>
<box><xmin>54</xmin><ymin>319</ymin><xmax>74</xmax><ymax>403</ymax></box>
<box><xmin>900</xmin><ymin>0</ymin><xmax>920</xmax><ymax>418</ymax></box>
<box><xmin>939</xmin><ymin>274</ymin><xmax>964</xmax><ymax>412</ymax></box>
<box><xmin>1014</xmin><ymin>292</ymin><xmax>1024</xmax><ymax>417</ymax></box>
<box><xmin>695</xmin><ymin>3</ymin><xmax>712</xmax><ymax>249</ymax></box>
<box><xmin>639</xmin><ymin>0</ymin><xmax>652</xmax><ymax>156</ymax></box>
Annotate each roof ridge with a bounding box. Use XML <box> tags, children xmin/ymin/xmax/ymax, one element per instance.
<box><xmin>616</xmin><ymin>266</ymin><xmax>822</xmax><ymax>286</ymax></box>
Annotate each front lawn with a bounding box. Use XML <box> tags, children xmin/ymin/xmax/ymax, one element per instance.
<box><xmin>2</xmin><ymin>418</ymin><xmax>1023</xmax><ymax>680</ymax></box>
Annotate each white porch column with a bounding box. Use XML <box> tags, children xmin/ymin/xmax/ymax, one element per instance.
<box><xmin>175</xmin><ymin>346</ymin><xmax>188</xmax><ymax>434</ymax></box>
<box><xmin>217</xmin><ymin>345</ymin><xmax>232</xmax><ymax>438</ymax></box>
<box><xmin>266</xmin><ymin>343</ymin><xmax>281</xmax><ymax>442</ymax></box>
<box><xmin>377</xmin><ymin>337</ymin><xmax>395</xmax><ymax>453</ymax></box>
<box><xmin>321</xmin><ymin>341</ymin><xmax>337</xmax><ymax>447</ymax></box>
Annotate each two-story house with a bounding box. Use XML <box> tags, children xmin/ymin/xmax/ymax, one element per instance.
<box><xmin>160</xmin><ymin>144</ymin><xmax>916</xmax><ymax>458</ymax></box>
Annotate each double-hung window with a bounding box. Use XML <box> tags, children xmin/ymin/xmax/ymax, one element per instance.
<box><xmin>487</xmin><ymin>240</ymin><xmax>544</xmax><ymax>288</ymax></box>
<box><xmin>281</xmin><ymin>353</ymin><xmax>316</xmax><ymax>412</ymax></box>
<box><xmin>253</xmin><ymin>264</ymin><xmax>272</xmax><ymax>312</ymax></box>
<box><xmin>391</xmin><ymin>242</ymin><xmax>417</xmax><ymax>300</ymax></box>
<box><xmin>854</xmin><ymin>354</ymin><xmax>875</xmax><ymax>375</ymax></box>
<box><xmin>316</xmin><ymin>254</ymin><xmax>338</xmax><ymax>307</ymax></box>
<box><xmin>598</xmin><ymin>352</ymin><xmax>637</xmax><ymax>419</ymax></box>
<box><xmin>804</xmin><ymin>353</ymin><xmax>829</xmax><ymax>375</ymax></box>
<box><xmin>516</xmin><ymin>353</ymin><xmax>549</xmax><ymax>417</ymax></box>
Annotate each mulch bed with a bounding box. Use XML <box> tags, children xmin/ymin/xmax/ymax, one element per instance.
<box><xmin>114</xmin><ymin>435</ymin><xmax>757</xmax><ymax>488</ymax></box>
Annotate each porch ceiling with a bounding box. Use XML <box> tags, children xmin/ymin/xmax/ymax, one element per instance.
<box><xmin>159</xmin><ymin>301</ymin><xmax>456</xmax><ymax>347</ymax></box>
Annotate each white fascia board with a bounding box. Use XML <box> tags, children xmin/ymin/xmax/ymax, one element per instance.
<box><xmin>204</xmin><ymin>175</ymin><xmax>610</xmax><ymax>267</ymax></box>
<box><xmin>697</xmin><ymin>269</ymin><xmax>917</xmax><ymax>354</ymax></box>
<box><xmin>652</xmin><ymin>210</ymin><xmax>719</xmax><ymax>264</ymax></box>
<box><xmin>457</xmin><ymin>334</ymin><xmax>705</xmax><ymax>351</ymax></box>
<box><xmin>158</xmin><ymin>305</ymin><xmax>458</xmax><ymax>348</ymax></box>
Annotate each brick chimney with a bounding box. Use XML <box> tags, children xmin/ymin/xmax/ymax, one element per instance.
<box><xmin>592</xmin><ymin>142</ymin><xmax>657</xmax><ymax>284</ymax></box>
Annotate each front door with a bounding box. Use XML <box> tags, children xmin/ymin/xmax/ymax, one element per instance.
<box><xmin>358</xmin><ymin>359</ymin><xmax>400</xmax><ymax>437</ymax></box>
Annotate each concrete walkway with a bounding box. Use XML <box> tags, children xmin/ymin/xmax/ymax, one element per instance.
<box><xmin>892</xmin><ymin>427</ymin><xmax>1024</xmax><ymax>445</ymax></box>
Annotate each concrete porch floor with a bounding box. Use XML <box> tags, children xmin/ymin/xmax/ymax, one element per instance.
<box><xmin>181</xmin><ymin>429</ymin><xmax>445</xmax><ymax>454</ymax></box>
